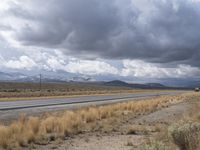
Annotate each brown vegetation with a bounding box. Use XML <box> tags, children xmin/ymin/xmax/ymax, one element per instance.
<box><xmin>169</xmin><ymin>122</ymin><xmax>200</xmax><ymax>150</ymax></box>
<box><xmin>0</xmin><ymin>92</ymin><xmax>195</xmax><ymax>149</ymax></box>
<box><xmin>0</xmin><ymin>82</ymin><xmax>169</xmax><ymax>100</ymax></box>
<box><xmin>0</xmin><ymin>82</ymin><xmax>128</xmax><ymax>99</ymax></box>
<box><xmin>167</xmin><ymin>96</ymin><xmax>200</xmax><ymax>150</ymax></box>
<box><xmin>137</xmin><ymin>92</ymin><xmax>200</xmax><ymax>150</ymax></box>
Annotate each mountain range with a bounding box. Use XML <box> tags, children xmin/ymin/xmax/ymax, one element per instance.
<box><xmin>0</xmin><ymin>71</ymin><xmax>199</xmax><ymax>89</ymax></box>
<box><xmin>0</xmin><ymin>71</ymin><xmax>94</xmax><ymax>83</ymax></box>
<box><xmin>104</xmin><ymin>80</ymin><xmax>168</xmax><ymax>89</ymax></box>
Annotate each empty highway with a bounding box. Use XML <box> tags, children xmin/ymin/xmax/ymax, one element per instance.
<box><xmin>0</xmin><ymin>91</ymin><xmax>186</xmax><ymax>122</ymax></box>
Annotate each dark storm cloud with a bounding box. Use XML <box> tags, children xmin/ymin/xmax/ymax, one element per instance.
<box><xmin>12</xmin><ymin>0</ymin><xmax>123</xmax><ymax>47</ymax></box>
<box><xmin>6</xmin><ymin>0</ymin><xmax>200</xmax><ymax>67</ymax></box>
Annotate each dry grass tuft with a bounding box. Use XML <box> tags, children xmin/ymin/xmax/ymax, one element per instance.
<box><xmin>0</xmin><ymin>125</ymin><xmax>10</xmax><ymax>149</ymax></box>
<box><xmin>0</xmin><ymin>92</ymin><xmax>197</xmax><ymax>149</ymax></box>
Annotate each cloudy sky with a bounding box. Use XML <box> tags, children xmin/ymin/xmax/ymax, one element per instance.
<box><xmin>0</xmin><ymin>0</ymin><xmax>200</xmax><ymax>83</ymax></box>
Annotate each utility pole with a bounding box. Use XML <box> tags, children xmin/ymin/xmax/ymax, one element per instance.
<box><xmin>39</xmin><ymin>74</ymin><xmax>42</xmax><ymax>96</ymax></box>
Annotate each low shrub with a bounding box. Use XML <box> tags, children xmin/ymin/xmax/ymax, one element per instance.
<box><xmin>168</xmin><ymin>122</ymin><xmax>200</xmax><ymax>150</ymax></box>
<box><xmin>140</xmin><ymin>141</ymin><xmax>167</xmax><ymax>150</ymax></box>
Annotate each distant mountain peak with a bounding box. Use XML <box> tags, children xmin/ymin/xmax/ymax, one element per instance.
<box><xmin>0</xmin><ymin>71</ymin><xmax>27</xmax><ymax>80</ymax></box>
<box><xmin>70</xmin><ymin>76</ymin><xmax>95</xmax><ymax>82</ymax></box>
<box><xmin>105</xmin><ymin>80</ymin><xmax>166</xmax><ymax>89</ymax></box>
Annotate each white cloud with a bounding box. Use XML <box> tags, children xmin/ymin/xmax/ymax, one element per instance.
<box><xmin>0</xmin><ymin>46</ymin><xmax>119</xmax><ymax>76</ymax></box>
<box><xmin>121</xmin><ymin>59</ymin><xmax>200</xmax><ymax>78</ymax></box>
<box><xmin>45</xmin><ymin>55</ymin><xmax>119</xmax><ymax>76</ymax></box>
<box><xmin>46</xmin><ymin>55</ymin><xmax>66</xmax><ymax>71</ymax></box>
<box><xmin>29</xmin><ymin>49</ymin><xmax>119</xmax><ymax>75</ymax></box>
<box><xmin>0</xmin><ymin>54</ymin><xmax>5</xmax><ymax>68</ymax></box>
<box><xmin>1</xmin><ymin>47</ymin><xmax>200</xmax><ymax>79</ymax></box>
<box><xmin>0</xmin><ymin>0</ymin><xmax>13</xmax><ymax>12</ymax></box>
<box><xmin>4</xmin><ymin>55</ymin><xmax>37</xmax><ymax>70</ymax></box>
<box><xmin>65</xmin><ymin>60</ymin><xmax>119</xmax><ymax>75</ymax></box>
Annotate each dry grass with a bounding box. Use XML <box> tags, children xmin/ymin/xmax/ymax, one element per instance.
<box><xmin>0</xmin><ymin>82</ymin><xmax>152</xmax><ymax>100</ymax></box>
<box><xmin>140</xmin><ymin>92</ymin><xmax>200</xmax><ymax>150</ymax></box>
<box><xmin>0</xmin><ymin>89</ymin><xmax>175</xmax><ymax>102</ymax></box>
<box><xmin>167</xmin><ymin>95</ymin><xmax>200</xmax><ymax>150</ymax></box>
<box><xmin>0</xmin><ymin>81</ymin><xmax>178</xmax><ymax>101</ymax></box>
<box><xmin>0</xmin><ymin>81</ymin><xmax>129</xmax><ymax>99</ymax></box>
<box><xmin>0</xmin><ymin>92</ymin><xmax>197</xmax><ymax>149</ymax></box>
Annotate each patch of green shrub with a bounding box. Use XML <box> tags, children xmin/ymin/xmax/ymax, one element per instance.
<box><xmin>140</xmin><ymin>141</ymin><xmax>167</xmax><ymax>150</ymax></box>
<box><xmin>168</xmin><ymin>122</ymin><xmax>200</xmax><ymax>150</ymax></box>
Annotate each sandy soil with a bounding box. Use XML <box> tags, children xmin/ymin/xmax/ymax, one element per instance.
<box><xmin>33</xmin><ymin>101</ymin><xmax>191</xmax><ymax>150</ymax></box>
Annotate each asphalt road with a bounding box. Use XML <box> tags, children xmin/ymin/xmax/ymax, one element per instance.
<box><xmin>0</xmin><ymin>91</ymin><xmax>185</xmax><ymax>122</ymax></box>
<box><xmin>0</xmin><ymin>91</ymin><xmax>184</xmax><ymax>111</ymax></box>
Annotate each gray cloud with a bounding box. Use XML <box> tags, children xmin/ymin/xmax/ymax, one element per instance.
<box><xmin>2</xmin><ymin>0</ymin><xmax>200</xmax><ymax>67</ymax></box>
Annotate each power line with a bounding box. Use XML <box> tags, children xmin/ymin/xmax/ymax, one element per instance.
<box><xmin>39</xmin><ymin>74</ymin><xmax>42</xmax><ymax>96</ymax></box>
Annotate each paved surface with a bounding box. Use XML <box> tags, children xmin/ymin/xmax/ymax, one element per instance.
<box><xmin>0</xmin><ymin>91</ymin><xmax>184</xmax><ymax>111</ymax></box>
<box><xmin>0</xmin><ymin>91</ymin><xmax>185</xmax><ymax>122</ymax></box>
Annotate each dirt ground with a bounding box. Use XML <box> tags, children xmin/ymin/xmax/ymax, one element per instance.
<box><xmin>33</xmin><ymin>101</ymin><xmax>192</xmax><ymax>150</ymax></box>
